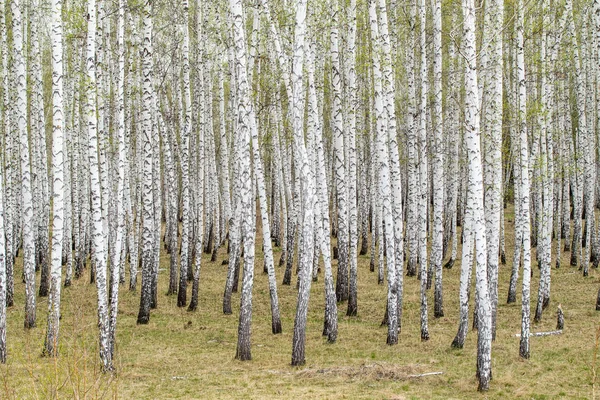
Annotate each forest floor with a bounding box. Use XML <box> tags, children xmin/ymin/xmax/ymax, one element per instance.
<box><xmin>1</xmin><ymin>213</ymin><xmax>599</xmax><ymax>399</ymax></box>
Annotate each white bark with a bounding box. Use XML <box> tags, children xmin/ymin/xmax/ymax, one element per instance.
<box><xmin>369</xmin><ymin>0</ymin><xmax>398</xmax><ymax>345</ymax></box>
<box><xmin>516</xmin><ymin>0</ymin><xmax>532</xmax><ymax>360</ymax></box>
<box><xmin>462</xmin><ymin>0</ymin><xmax>492</xmax><ymax>388</ymax></box>
<box><xmin>481</xmin><ymin>0</ymin><xmax>503</xmax><ymax>340</ymax></box>
<box><xmin>45</xmin><ymin>0</ymin><xmax>65</xmax><ymax>358</ymax></box>
<box><xmin>417</xmin><ymin>0</ymin><xmax>429</xmax><ymax>341</ymax></box>
<box><xmin>290</xmin><ymin>0</ymin><xmax>317</xmax><ymax>366</ymax></box>
<box><xmin>85</xmin><ymin>0</ymin><xmax>110</xmax><ymax>370</ymax></box>
<box><xmin>137</xmin><ymin>0</ymin><xmax>155</xmax><ymax>325</ymax></box>
<box><xmin>108</xmin><ymin>0</ymin><xmax>126</xmax><ymax>362</ymax></box>
<box><xmin>330</xmin><ymin>2</ymin><xmax>348</xmax><ymax>302</ymax></box>
<box><xmin>178</xmin><ymin>0</ymin><xmax>192</xmax><ymax>308</ymax></box>
<box><xmin>308</xmin><ymin>41</ymin><xmax>338</xmax><ymax>342</ymax></box>
<box><xmin>346</xmin><ymin>0</ymin><xmax>359</xmax><ymax>317</ymax></box>
<box><xmin>431</xmin><ymin>0</ymin><xmax>444</xmax><ymax>319</ymax></box>
<box><xmin>230</xmin><ymin>0</ymin><xmax>257</xmax><ymax>361</ymax></box>
<box><xmin>12</xmin><ymin>0</ymin><xmax>36</xmax><ymax>329</ymax></box>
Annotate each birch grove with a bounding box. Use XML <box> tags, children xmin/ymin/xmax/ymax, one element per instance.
<box><xmin>0</xmin><ymin>0</ymin><xmax>597</xmax><ymax>394</ymax></box>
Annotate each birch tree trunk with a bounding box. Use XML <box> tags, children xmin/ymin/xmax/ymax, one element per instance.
<box><xmin>12</xmin><ymin>0</ymin><xmax>37</xmax><ymax>329</ymax></box>
<box><xmin>377</xmin><ymin>0</ymin><xmax>404</xmax><ymax>332</ymax></box>
<box><xmin>431</xmin><ymin>0</ymin><xmax>444</xmax><ymax>319</ymax></box>
<box><xmin>462</xmin><ymin>0</ymin><xmax>492</xmax><ymax>388</ymax></box>
<box><xmin>516</xmin><ymin>0</ymin><xmax>532</xmax><ymax>359</ymax></box>
<box><xmin>137</xmin><ymin>0</ymin><xmax>155</xmax><ymax>326</ymax></box>
<box><xmin>308</xmin><ymin>42</ymin><xmax>338</xmax><ymax>342</ymax></box>
<box><xmin>0</xmin><ymin>147</ymin><xmax>5</xmax><ymax>362</ymax></box>
<box><xmin>108</xmin><ymin>0</ymin><xmax>126</xmax><ymax>362</ymax></box>
<box><xmin>290</xmin><ymin>0</ymin><xmax>318</xmax><ymax>366</ymax></box>
<box><xmin>188</xmin><ymin>0</ymin><xmax>205</xmax><ymax>312</ymax></box>
<box><xmin>178</xmin><ymin>0</ymin><xmax>192</xmax><ymax>308</ymax></box>
<box><xmin>482</xmin><ymin>0</ymin><xmax>503</xmax><ymax>340</ymax></box>
<box><xmin>346</xmin><ymin>0</ymin><xmax>359</xmax><ymax>317</ymax></box>
<box><xmin>0</xmin><ymin>0</ymin><xmax>6</xmax><ymax>364</ymax></box>
<box><xmin>84</xmin><ymin>0</ymin><xmax>111</xmax><ymax>371</ymax></box>
<box><xmin>230</xmin><ymin>0</ymin><xmax>257</xmax><ymax>361</ymax></box>
<box><xmin>369</xmin><ymin>0</ymin><xmax>398</xmax><ymax>345</ymax></box>
<box><xmin>1</xmin><ymin>0</ymin><xmax>13</xmax><ymax>309</ymax></box>
<box><xmin>330</xmin><ymin>0</ymin><xmax>349</xmax><ymax>303</ymax></box>
<box><xmin>249</xmin><ymin>67</ymin><xmax>282</xmax><ymax>334</ymax></box>
<box><xmin>44</xmin><ymin>0</ymin><xmax>65</xmax><ymax>358</ymax></box>
<box><xmin>417</xmin><ymin>0</ymin><xmax>429</xmax><ymax>341</ymax></box>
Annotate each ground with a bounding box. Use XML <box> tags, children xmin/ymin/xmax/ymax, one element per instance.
<box><xmin>1</xmin><ymin>215</ymin><xmax>599</xmax><ymax>399</ymax></box>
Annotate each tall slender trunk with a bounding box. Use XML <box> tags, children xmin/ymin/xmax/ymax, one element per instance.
<box><xmin>177</xmin><ymin>0</ymin><xmax>192</xmax><ymax>308</ymax></box>
<box><xmin>308</xmin><ymin>42</ymin><xmax>338</xmax><ymax>342</ymax></box>
<box><xmin>431</xmin><ymin>0</ymin><xmax>444</xmax><ymax>319</ymax></box>
<box><xmin>12</xmin><ymin>0</ymin><xmax>37</xmax><ymax>329</ymax></box>
<box><xmin>482</xmin><ymin>0</ymin><xmax>503</xmax><ymax>339</ymax></box>
<box><xmin>330</xmin><ymin>3</ymin><xmax>348</xmax><ymax>303</ymax></box>
<box><xmin>230</xmin><ymin>0</ymin><xmax>257</xmax><ymax>362</ymax></box>
<box><xmin>462</xmin><ymin>0</ymin><xmax>492</xmax><ymax>388</ymax></box>
<box><xmin>108</xmin><ymin>0</ymin><xmax>126</xmax><ymax>363</ymax></box>
<box><xmin>44</xmin><ymin>0</ymin><xmax>65</xmax><ymax>358</ymax></box>
<box><xmin>417</xmin><ymin>0</ymin><xmax>429</xmax><ymax>341</ymax></box>
<box><xmin>290</xmin><ymin>0</ymin><xmax>318</xmax><ymax>366</ymax></box>
<box><xmin>516</xmin><ymin>0</ymin><xmax>531</xmax><ymax>359</ymax></box>
<box><xmin>369</xmin><ymin>0</ymin><xmax>398</xmax><ymax>345</ymax></box>
<box><xmin>346</xmin><ymin>0</ymin><xmax>359</xmax><ymax>317</ymax></box>
<box><xmin>137</xmin><ymin>0</ymin><xmax>155</xmax><ymax>326</ymax></box>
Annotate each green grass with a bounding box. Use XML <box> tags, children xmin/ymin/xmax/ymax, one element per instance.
<box><xmin>1</xmin><ymin>216</ymin><xmax>599</xmax><ymax>399</ymax></box>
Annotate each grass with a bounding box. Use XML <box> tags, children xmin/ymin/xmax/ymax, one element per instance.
<box><xmin>1</xmin><ymin>213</ymin><xmax>599</xmax><ymax>399</ymax></box>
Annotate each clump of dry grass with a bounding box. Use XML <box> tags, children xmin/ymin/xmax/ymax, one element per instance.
<box><xmin>297</xmin><ymin>362</ymin><xmax>442</xmax><ymax>381</ymax></box>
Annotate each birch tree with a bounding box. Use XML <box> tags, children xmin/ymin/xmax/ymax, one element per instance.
<box><xmin>331</xmin><ymin>0</ymin><xmax>349</xmax><ymax>303</ymax></box>
<box><xmin>0</xmin><ymin>0</ymin><xmax>6</xmax><ymax>363</ymax></box>
<box><xmin>431</xmin><ymin>0</ymin><xmax>444</xmax><ymax>319</ymax></box>
<box><xmin>462</xmin><ymin>0</ymin><xmax>493</xmax><ymax>388</ymax></box>
<box><xmin>137</xmin><ymin>0</ymin><xmax>155</xmax><ymax>326</ymax></box>
<box><xmin>12</xmin><ymin>0</ymin><xmax>37</xmax><ymax>329</ymax></box>
<box><xmin>44</xmin><ymin>0</ymin><xmax>65</xmax><ymax>358</ymax></box>
<box><xmin>481</xmin><ymin>0</ymin><xmax>503</xmax><ymax>339</ymax></box>
<box><xmin>346</xmin><ymin>0</ymin><xmax>359</xmax><ymax>317</ymax></box>
<box><xmin>368</xmin><ymin>0</ymin><xmax>399</xmax><ymax>345</ymax></box>
<box><xmin>178</xmin><ymin>0</ymin><xmax>192</xmax><ymax>308</ymax></box>
<box><xmin>515</xmin><ymin>0</ymin><xmax>532</xmax><ymax>359</ymax></box>
<box><xmin>230</xmin><ymin>0</ymin><xmax>258</xmax><ymax>361</ymax></box>
<box><xmin>290</xmin><ymin>0</ymin><xmax>318</xmax><ymax>366</ymax></box>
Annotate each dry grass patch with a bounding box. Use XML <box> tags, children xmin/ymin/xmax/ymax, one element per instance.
<box><xmin>1</xmin><ymin>213</ymin><xmax>599</xmax><ymax>399</ymax></box>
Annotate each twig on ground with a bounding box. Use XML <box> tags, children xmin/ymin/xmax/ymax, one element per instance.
<box><xmin>514</xmin><ymin>330</ymin><xmax>562</xmax><ymax>337</ymax></box>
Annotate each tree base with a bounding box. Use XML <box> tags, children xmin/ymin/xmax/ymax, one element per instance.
<box><xmin>272</xmin><ymin>320</ymin><xmax>282</xmax><ymax>334</ymax></box>
<box><xmin>444</xmin><ymin>258</ymin><xmax>454</xmax><ymax>270</ymax></box>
